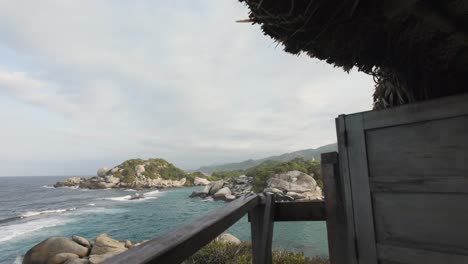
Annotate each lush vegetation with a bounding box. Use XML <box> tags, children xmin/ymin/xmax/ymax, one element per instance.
<box><xmin>185</xmin><ymin>240</ymin><xmax>329</xmax><ymax>264</ymax></box>
<box><xmin>197</xmin><ymin>143</ymin><xmax>336</xmax><ymax>174</ymax></box>
<box><xmin>206</xmin><ymin>170</ymin><xmax>244</xmax><ymax>182</ymax></box>
<box><xmin>106</xmin><ymin>156</ymin><xmax>322</xmax><ymax>189</ymax></box>
<box><xmin>245</xmin><ymin>158</ymin><xmax>323</xmax><ymax>192</ymax></box>
<box><xmin>109</xmin><ymin>158</ymin><xmax>189</xmax><ymax>183</ymax></box>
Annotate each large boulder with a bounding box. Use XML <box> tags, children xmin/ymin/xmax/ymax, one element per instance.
<box><xmin>267</xmin><ymin>171</ymin><xmax>317</xmax><ymax>193</ymax></box>
<box><xmin>90</xmin><ymin>234</ymin><xmax>127</xmax><ymax>256</ymax></box>
<box><xmin>96</xmin><ymin>167</ymin><xmax>109</xmax><ymax>177</ymax></box>
<box><xmin>225</xmin><ymin>194</ymin><xmax>237</xmax><ymax>201</ymax></box>
<box><xmin>23</xmin><ymin>237</ymin><xmax>89</xmax><ymax>264</ymax></box>
<box><xmin>215</xmin><ymin>233</ymin><xmax>241</xmax><ymax>245</ymax></box>
<box><xmin>208</xmin><ymin>181</ymin><xmax>224</xmax><ymax>195</ymax></box>
<box><xmin>89</xmin><ymin>253</ymin><xmax>116</xmax><ymax>264</ymax></box>
<box><xmin>194</xmin><ymin>177</ymin><xmax>210</xmax><ymax>186</ymax></box>
<box><xmin>213</xmin><ymin>187</ymin><xmax>231</xmax><ymax>199</ymax></box>
<box><xmin>104</xmin><ymin>176</ymin><xmax>119</xmax><ymax>184</ymax></box>
<box><xmin>202</xmin><ymin>185</ymin><xmax>211</xmax><ymax>194</ymax></box>
<box><xmin>47</xmin><ymin>253</ymin><xmax>79</xmax><ymax>264</ymax></box>
<box><xmin>72</xmin><ymin>235</ymin><xmax>91</xmax><ymax>248</ymax></box>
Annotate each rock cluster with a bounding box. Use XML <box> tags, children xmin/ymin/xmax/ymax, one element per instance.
<box><xmin>265</xmin><ymin>171</ymin><xmax>323</xmax><ymax>201</ymax></box>
<box><xmin>190</xmin><ymin>175</ymin><xmax>254</xmax><ymax>201</ymax></box>
<box><xmin>23</xmin><ymin>233</ymin><xmax>240</xmax><ymax>264</ymax></box>
<box><xmin>23</xmin><ymin>234</ymin><xmax>140</xmax><ymax>264</ymax></box>
<box><xmin>189</xmin><ymin>171</ymin><xmax>323</xmax><ymax>202</ymax></box>
<box><xmin>54</xmin><ymin>166</ymin><xmax>188</xmax><ymax>190</ymax></box>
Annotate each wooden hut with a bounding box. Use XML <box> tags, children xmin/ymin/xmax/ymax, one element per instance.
<box><xmin>106</xmin><ymin>1</ymin><xmax>468</xmax><ymax>263</ymax></box>
<box><xmin>237</xmin><ymin>0</ymin><xmax>468</xmax><ymax>263</ymax></box>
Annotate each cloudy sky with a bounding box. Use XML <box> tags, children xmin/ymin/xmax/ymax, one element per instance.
<box><xmin>0</xmin><ymin>1</ymin><xmax>374</xmax><ymax>176</ymax></box>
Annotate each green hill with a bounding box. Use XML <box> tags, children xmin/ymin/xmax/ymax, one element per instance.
<box><xmin>196</xmin><ymin>143</ymin><xmax>337</xmax><ymax>174</ymax></box>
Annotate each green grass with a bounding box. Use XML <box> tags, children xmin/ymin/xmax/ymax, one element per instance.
<box><xmin>184</xmin><ymin>241</ymin><xmax>329</xmax><ymax>264</ymax></box>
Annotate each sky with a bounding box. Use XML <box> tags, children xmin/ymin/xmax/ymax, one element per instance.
<box><xmin>0</xmin><ymin>0</ymin><xmax>374</xmax><ymax>176</ymax></box>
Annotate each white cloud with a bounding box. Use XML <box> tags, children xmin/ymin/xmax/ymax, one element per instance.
<box><xmin>0</xmin><ymin>0</ymin><xmax>374</xmax><ymax>175</ymax></box>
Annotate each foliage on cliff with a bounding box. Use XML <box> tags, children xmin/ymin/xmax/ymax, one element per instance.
<box><xmin>197</xmin><ymin>143</ymin><xmax>336</xmax><ymax>174</ymax></box>
<box><xmin>108</xmin><ymin>158</ymin><xmax>189</xmax><ymax>183</ymax></box>
<box><xmin>185</xmin><ymin>240</ymin><xmax>329</xmax><ymax>264</ymax></box>
<box><xmin>206</xmin><ymin>170</ymin><xmax>244</xmax><ymax>182</ymax></box>
<box><xmin>245</xmin><ymin>158</ymin><xmax>322</xmax><ymax>192</ymax></box>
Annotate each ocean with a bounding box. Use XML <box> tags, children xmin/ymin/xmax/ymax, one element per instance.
<box><xmin>0</xmin><ymin>176</ymin><xmax>328</xmax><ymax>263</ymax></box>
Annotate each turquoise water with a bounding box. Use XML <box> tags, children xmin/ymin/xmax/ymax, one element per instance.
<box><xmin>0</xmin><ymin>176</ymin><xmax>328</xmax><ymax>263</ymax></box>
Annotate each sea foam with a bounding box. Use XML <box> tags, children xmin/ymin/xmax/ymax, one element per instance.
<box><xmin>20</xmin><ymin>208</ymin><xmax>76</xmax><ymax>219</ymax></box>
<box><xmin>0</xmin><ymin>217</ymin><xmax>69</xmax><ymax>244</ymax></box>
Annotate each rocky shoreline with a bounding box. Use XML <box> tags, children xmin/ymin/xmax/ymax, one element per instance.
<box><xmin>190</xmin><ymin>170</ymin><xmax>323</xmax><ymax>202</ymax></box>
<box><xmin>53</xmin><ymin>175</ymin><xmax>191</xmax><ymax>190</ymax></box>
<box><xmin>23</xmin><ymin>233</ymin><xmax>241</xmax><ymax>264</ymax></box>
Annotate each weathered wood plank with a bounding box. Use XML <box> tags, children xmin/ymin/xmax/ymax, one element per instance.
<box><xmin>362</xmin><ymin>93</ymin><xmax>468</xmax><ymax>129</ymax></box>
<box><xmin>366</xmin><ymin>115</ymin><xmax>468</xmax><ymax>179</ymax></box>
<box><xmin>344</xmin><ymin>113</ymin><xmax>378</xmax><ymax>264</ymax></box>
<box><xmin>335</xmin><ymin>115</ymin><xmax>359</xmax><ymax>264</ymax></box>
<box><xmin>104</xmin><ymin>195</ymin><xmax>260</xmax><ymax>264</ymax></box>
<box><xmin>273</xmin><ymin>201</ymin><xmax>325</xmax><ymax>221</ymax></box>
<box><xmin>322</xmin><ymin>151</ymin><xmax>349</xmax><ymax>264</ymax></box>
<box><xmin>377</xmin><ymin>244</ymin><xmax>468</xmax><ymax>264</ymax></box>
<box><xmin>261</xmin><ymin>194</ymin><xmax>275</xmax><ymax>264</ymax></box>
<box><xmin>370</xmin><ymin>176</ymin><xmax>468</xmax><ymax>193</ymax></box>
<box><xmin>250</xmin><ymin>201</ymin><xmax>265</xmax><ymax>264</ymax></box>
<box><xmin>373</xmin><ymin>193</ymin><xmax>468</xmax><ymax>255</ymax></box>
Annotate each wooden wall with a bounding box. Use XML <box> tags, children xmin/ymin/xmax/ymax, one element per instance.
<box><xmin>335</xmin><ymin>94</ymin><xmax>468</xmax><ymax>264</ymax></box>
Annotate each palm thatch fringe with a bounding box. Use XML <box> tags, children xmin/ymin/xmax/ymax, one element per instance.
<box><xmin>238</xmin><ymin>0</ymin><xmax>468</xmax><ymax>109</ymax></box>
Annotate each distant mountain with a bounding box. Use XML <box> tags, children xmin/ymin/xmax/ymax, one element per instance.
<box><xmin>196</xmin><ymin>143</ymin><xmax>337</xmax><ymax>174</ymax></box>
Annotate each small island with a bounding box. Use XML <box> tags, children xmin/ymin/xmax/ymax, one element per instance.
<box><xmin>54</xmin><ymin>158</ymin><xmax>209</xmax><ymax>190</ymax></box>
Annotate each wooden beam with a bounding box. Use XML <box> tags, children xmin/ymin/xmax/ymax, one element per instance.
<box><xmin>261</xmin><ymin>194</ymin><xmax>275</xmax><ymax>264</ymax></box>
<box><xmin>273</xmin><ymin>201</ymin><xmax>325</xmax><ymax>221</ymax></box>
<box><xmin>250</xmin><ymin>200</ymin><xmax>265</xmax><ymax>264</ymax></box>
<box><xmin>103</xmin><ymin>195</ymin><xmax>260</xmax><ymax>264</ymax></box>
<box><xmin>322</xmin><ymin>151</ymin><xmax>349</xmax><ymax>264</ymax></box>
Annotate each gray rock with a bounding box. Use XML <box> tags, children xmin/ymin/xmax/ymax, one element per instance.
<box><xmin>54</xmin><ymin>177</ymin><xmax>81</xmax><ymax>188</ymax></box>
<box><xmin>263</xmin><ymin>187</ymin><xmax>283</xmax><ymax>194</ymax></box>
<box><xmin>194</xmin><ymin>177</ymin><xmax>210</xmax><ymax>186</ymax></box>
<box><xmin>72</xmin><ymin>235</ymin><xmax>91</xmax><ymax>248</ymax></box>
<box><xmin>202</xmin><ymin>185</ymin><xmax>211</xmax><ymax>194</ymax></box>
<box><xmin>47</xmin><ymin>253</ymin><xmax>79</xmax><ymax>264</ymax></box>
<box><xmin>89</xmin><ymin>253</ymin><xmax>116</xmax><ymax>264</ymax></box>
<box><xmin>124</xmin><ymin>240</ymin><xmax>133</xmax><ymax>248</ymax></box>
<box><xmin>214</xmin><ymin>187</ymin><xmax>231</xmax><ymax>199</ymax></box>
<box><xmin>267</xmin><ymin>171</ymin><xmax>317</xmax><ymax>193</ymax></box>
<box><xmin>225</xmin><ymin>194</ymin><xmax>236</xmax><ymax>201</ymax></box>
<box><xmin>208</xmin><ymin>181</ymin><xmax>224</xmax><ymax>195</ymax></box>
<box><xmin>286</xmin><ymin>191</ymin><xmax>306</xmax><ymax>199</ymax></box>
<box><xmin>97</xmin><ymin>167</ymin><xmax>109</xmax><ymax>177</ymax></box>
<box><xmin>23</xmin><ymin>237</ymin><xmax>89</xmax><ymax>264</ymax></box>
<box><xmin>216</xmin><ymin>233</ymin><xmax>241</xmax><ymax>245</ymax></box>
<box><xmin>90</xmin><ymin>234</ymin><xmax>127</xmax><ymax>256</ymax></box>
<box><xmin>135</xmin><ymin>165</ymin><xmax>145</xmax><ymax>175</ymax></box>
<box><xmin>104</xmin><ymin>176</ymin><xmax>119</xmax><ymax>184</ymax></box>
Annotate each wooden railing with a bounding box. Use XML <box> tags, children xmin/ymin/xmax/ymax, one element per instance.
<box><xmin>103</xmin><ymin>193</ymin><xmax>326</xmax><ymax>264</ymax></box>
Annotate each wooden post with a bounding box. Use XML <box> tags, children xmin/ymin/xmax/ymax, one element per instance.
<box><xmin>322</xmin><ymin>151</ymin><xmax>357</xmax><ymax>264</ymax></box>
<box><xmin>250</xmin><ymin>201</ymin><xmax>265</xmax><ymax>264</ymax></box>
<box><xmin>250</xmin><ymin>194</ymin><xmax>275</xmax><ymax>264</ymax></box>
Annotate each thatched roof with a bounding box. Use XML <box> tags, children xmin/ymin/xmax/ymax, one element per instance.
<box><xmin>238</xmin><ymin>0</ymin><xmax>468</xmax><ymax>109</ymax></box>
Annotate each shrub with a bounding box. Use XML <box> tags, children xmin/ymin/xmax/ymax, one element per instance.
<box><xmin>184</xmin><ymin>241</ymin><xmax>330</xmax><ymax>264</ymax></box>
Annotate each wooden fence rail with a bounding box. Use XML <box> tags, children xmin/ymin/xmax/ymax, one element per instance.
<box><xmin>104</xmin><ymin>193</ymin><xmax>325</xmax><ymax>264</ymax></box>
